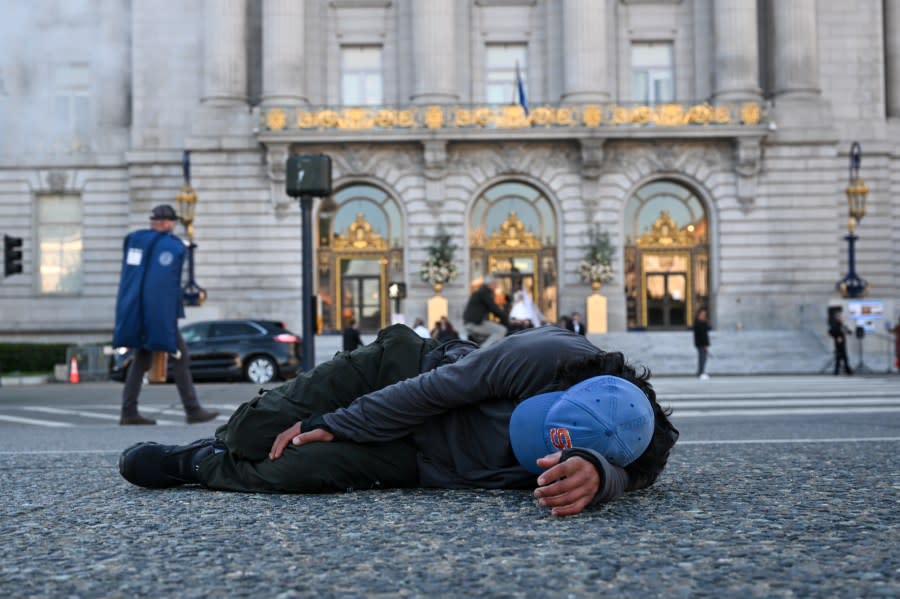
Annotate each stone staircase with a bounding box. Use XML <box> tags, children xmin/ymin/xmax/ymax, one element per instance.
<box><xmin>313</xmin><ymin>328</ymin><xmax>836</xmax><ymax>376</ymax></box>
<box><xmin>586</xmin><ymin>329</ymin><xmax>833</xmax><ymax>376</ymax></box>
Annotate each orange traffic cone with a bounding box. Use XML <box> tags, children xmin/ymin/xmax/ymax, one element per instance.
<box><xmin>69</xmin><ymin>356</ymin><xmax>80</xmax><ymax>384</ymax></box>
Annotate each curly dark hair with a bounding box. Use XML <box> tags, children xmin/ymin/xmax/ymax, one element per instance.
<box><xmin>542</xmin><ymin>351</ymin><xmax>679</xmax><ymax>492</ymax></box>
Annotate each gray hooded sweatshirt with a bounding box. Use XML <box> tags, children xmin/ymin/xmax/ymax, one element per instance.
<box><xmin>321</xmin><ymin>327</ymin><xmax>631</xmax><ymax>504</ymax></box>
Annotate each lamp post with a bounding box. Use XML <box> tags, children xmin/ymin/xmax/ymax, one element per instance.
<box><xmin>286</xmin><ymin>154</ymin><xmax>333</xmax><ymax>372</ymax></box>
<box><xmin>177</xmin><ymin>150</ymin><xmax>206</xmax><ymax>306</ymax></box>
<box><xmin>836</xmin><ymin>142</ymin><xmax>869</xmax><ymax>298</ymax></box>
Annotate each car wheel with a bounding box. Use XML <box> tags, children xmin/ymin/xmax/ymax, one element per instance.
<box><xmin>245</xmin><ymin>355</ymin><xmax>277</xmax><ymax>384</ymax></box>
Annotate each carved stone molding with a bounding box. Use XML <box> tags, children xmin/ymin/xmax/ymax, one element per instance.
<box><xmin>46</xmin><ymin>170</ymin><xmax>68</xmax><ymax>193</ymax></box>
<box><xmin>422</xmin><ymin>140</ymin><xmax>447</xmax><ymax>180</ymax></box>
<box><xmin>264</xmin><ymin>143</ymin><xmax>292</xmax><ymax>216</ymax></box>
<box><xmin>578</xmin><ymin>139</ymin><xmax>605</xmax><ymax>179</ymax></box>
<box><xmin>734</xmin><ymin>137</ymin><xmax>763</xmax><ymax>214</ymax></box>
<box><xmin>735</xmin><ymin>137</ymin><xmax>761</xmax><ymax>178</ymax></box>
<box><xmin>449</xmin><ymin>142</ymin><xmax>578</xmax><ymax>180</ymax></box>
<box><xmin>605</xmin><ymin>141</ymin><xmax>729</xmax><ymax>176</ymax></box>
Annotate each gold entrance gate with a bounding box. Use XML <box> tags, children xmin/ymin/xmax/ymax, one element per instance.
<box><xmin>318</xmin><ymin>212</ymin><xmax>403</xmax><ymax>333</ymax></box>
<box><xmin>625</xmin><ymin>210</ymin><xmax>708</xmax><ymax>330</ymax></box>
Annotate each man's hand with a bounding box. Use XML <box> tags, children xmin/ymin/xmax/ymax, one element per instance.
<box><xmin>533</xmin><ymin>452</ymin><xmax>601</xmax><ymax>517</ymax></box>
<box><xmin>291</xmin><ymin>428</ymin><xmax>333</xmax><ymax>447</ymax></box>
<box><xmin>269</xmin><ymin>422</ymin><xmax>301</xmax><ymax>461</ymax></box>
<box><xmin>269</xmin><ymin>422</ymin><xmax>336</xmax><ymax>461</ymax></box>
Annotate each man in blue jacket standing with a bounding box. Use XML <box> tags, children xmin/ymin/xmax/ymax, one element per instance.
<box><xmin>114</xmin><ymin>204</ymin><xmax>218</xmax><ymax>426</ymax></box>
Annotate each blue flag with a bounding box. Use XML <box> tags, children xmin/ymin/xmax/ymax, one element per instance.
<box><xmin>516</xmin><ymin>63</ymin><xmax>529</xmax><ymax>116</ymax></box>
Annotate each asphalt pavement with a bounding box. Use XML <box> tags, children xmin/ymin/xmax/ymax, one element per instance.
<box><xmin>0</xmin><ymin>375</ymin><xmax>898</xmax><ymax>598</ymax></box>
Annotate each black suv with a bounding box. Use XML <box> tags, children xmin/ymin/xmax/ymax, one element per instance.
<box><xmin>110</xmin><ymin>319</ymin><xmax>302</xmax><ymax>384</ymax></box>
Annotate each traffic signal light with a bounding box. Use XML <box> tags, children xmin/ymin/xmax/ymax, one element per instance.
<box><xmin>388</xmin><ymin>282</ymin><xmax>407</xmax><ymax>300</ymax></box>
<box><xmin>4</xmin><ymin>234</ymin><xmax>23</xmax><ymax>277</ymax></box>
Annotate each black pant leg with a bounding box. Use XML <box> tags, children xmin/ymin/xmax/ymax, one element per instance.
<box><xmin>171</xmin><ymin>333</ymin><xmax>200</xmax><ymax>412</ymax></box>
<box><xmin>121</xmin><ymin>348</ymin><xmax>152</xmax><ymax>416</ymax></box>
<box><xmin>216</xmin><ymin>323</ymin><xmax>437</xmax><ymax>461</ymax></box>
<box><xmin>197</xmin><ymin>438</ymin><xmax>418</xmax><ymax>493</ymax></box>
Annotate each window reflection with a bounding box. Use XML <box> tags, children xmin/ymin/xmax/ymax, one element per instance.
<box><xmin>341</xmin><ymin>46</ymin><xmax>383</xmax><ymax>106</ymax></box>
<box><xmin>38</xmin><ymin>194</ymin><xmax>83</xmax><ymax>294</ymax></box>
<box><xmin>329</xmin><ymin>185</ymin><xmax>396</xmax><ymax>244</ymax></box>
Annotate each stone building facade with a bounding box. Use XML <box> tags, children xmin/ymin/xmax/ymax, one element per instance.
<box><xmin>0</xmin><ymin>0</ymin><xmax>898</xmax><ymax>347</ymax></box>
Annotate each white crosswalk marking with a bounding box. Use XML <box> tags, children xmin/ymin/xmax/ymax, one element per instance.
<box><xmin>0</xmin><ymin>414</ymin><xmax>72</xmax><ymax>427</ymax></box>
<box><xmin>0</xmin><ymin>377</ymin><xmax>897</xmax><ymax>427</ymax></box>
<box><xmin>23</xmin><ymin>406</ymin><xmax>126</xmax><ymax>421</ymax></box>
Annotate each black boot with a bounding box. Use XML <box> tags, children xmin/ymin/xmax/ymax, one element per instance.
<box><xmin>119</xmin><ymin>438</ymin><xmax>218</xmax><ymax>488</ymax></box>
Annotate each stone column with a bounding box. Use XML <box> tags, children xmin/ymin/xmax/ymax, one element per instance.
<box><xmin>202</xmin><ymin>0</ymin><xmax>248</xmax><ymax>106</ymax></box>
<box><xmin>411</xmin><ymin>0</ymin><xmax>457</xmax><ymax>103</ymax></box>
<box><xmin>712</xmin><ymin>0</ymin><xmax>761</xmax><ymax>102</ymax></box>
<box><xmin>96</xmin><ymin>0</ymin><xmax>130</xmax><ymax>129</ymax></box>
<box><xmin>261</xmin><ymin>0</ymin><xmax>306</xmax><ymax>106</ymax></box>
<box><xmin>885</xmin><ymin>0</ymin><xmax>900</xmax><ymax>118</ymax></box>
<box><xmin>561</xmin><ymin>0</ymin><xmax>609</xmax><ymax>102</ymax></box>
<box><xmin>770</xmin><ymin>0</ymin><xmax>820</xmax><ymax>101</ymax></box>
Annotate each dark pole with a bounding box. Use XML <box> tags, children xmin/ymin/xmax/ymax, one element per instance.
<box><xmin>838</xmin><ymin>232</ymin><xmax>867</xmax><ymax>298</ymax></box>
<box><xmin>300</xmin><ymin>194</ymin><xmax>315</xmax><ymax>372</ymax></box>
<box><xmin>836</xmin><ymin>142</ymin><xmax>868</xmax><ymax>298</ymax></box>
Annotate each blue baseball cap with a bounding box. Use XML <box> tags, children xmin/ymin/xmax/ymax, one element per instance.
<box><xmin>509</xmin><ymin>375</ymin><xmax>655</xmax><ymax>474</ymax></box>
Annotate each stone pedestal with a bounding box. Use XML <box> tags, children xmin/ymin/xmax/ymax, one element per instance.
<box><xmin>587</xmin><ymin>286</ymin><xmax>608</xmax><ymax>334</ymax></box>
<box><xmin>428</xmin><ymin>287</ymin><xmax>449</xmax><ymax>330</ymax></box>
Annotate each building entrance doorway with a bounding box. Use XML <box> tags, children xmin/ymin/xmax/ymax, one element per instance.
<box><xmin>340</xmin><ymin>261</ymin><xmax>382</xmax><ymax>332</ymax></box>
<box><xmin>316</xmin><ymin>184</ymin><xmax>405</xmax><ymax>334</ymax></box>
<box><xmin>469</xmin><ymin>182</ymin><xmax>559</xmax><ymax>324</ymax></box>
<box><xmin>645</xmin><ymin>270</ymin><xmax>688</xmax><ymax>327</ymax></box>
<box><xmin>625</xmin><ymin>180</ymin><xmax>709</xmax><ymax>330</ymax></box>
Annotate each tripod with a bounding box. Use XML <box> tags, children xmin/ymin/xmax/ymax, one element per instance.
<box><xmin>853</xmin><ymin>330</ymin><xmax>874</xmax><ymax>374</ymax></box>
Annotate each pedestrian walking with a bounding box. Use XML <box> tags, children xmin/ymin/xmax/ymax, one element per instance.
<box><xmin>119</xmin><ymin>325</ymin><xmax>679</xmax><ymax>517</ymax></box>
<box><xmin>113</xmin><ymin>204</ymin><xmax>218</xmax><ymax>426</ymax></box>
<box><xmin>693</xmin><ymin>307</ymin><xmax>711</xmax><ymax>379</ymax></box>
<box><xmin>829</xmin><ymin>314</ymin><xmax>853</xmax><ymax>375</ymax></box>
<box><xmin>342</xmin><ymin>319</ymin><xmax>364</xmax><ymax>352</ymax></box>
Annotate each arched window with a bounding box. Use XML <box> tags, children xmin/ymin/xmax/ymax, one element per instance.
<box><xmin>469</xmin><ymin>181</ymin><xmax>558</xmax><ymax>324</ymax></box>
<box><xmin>624</xmin><ymin>180</ymin><xmax>709</xmax><ymax>330</ymax></box>
<box><xmin>317</xmin><ymin>184</ymin><xmax>404</xmax><ymax>333</ymax></box>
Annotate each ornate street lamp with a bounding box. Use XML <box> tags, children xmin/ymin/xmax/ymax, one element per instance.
<box><xmin>836</xmin><ymin>142</ymin><xmax>869</xmax><ymax>298</ymax></box>
<box><xmin>177</xmin><ymin>150</ymin><xmax>207</xmax><ymax>306</ymax></box>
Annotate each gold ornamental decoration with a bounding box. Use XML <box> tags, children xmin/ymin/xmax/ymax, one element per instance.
<box><xmin>741</xmin><ymin>102</ymin><xmax>761</xmax><ymax>125</ymax></box>
<box><xmin>266</xmin><ymin>108</ymin><xmax>287</xmax><ymax>131</ymax></box>
<box><xmin>485</xmin><ymin>211</ymin><xmax>541</xmax><ymax>250</ymax></box>
<box><xmin>331</xmin><ymin>213</ymin><xmax>388</xmax><ymax>251</ymax></box>
<box><xmin>636</xmin><ymin>211</ymin><xmax>696</xmax><ymax>248</ymax></box>
<box><xmin>425</xmin><ymin>105</ymin><xmax>444</xmax><ymax>129</ymax></box>
<box><xmin>262</xmin><ymin>102</ymin><xmax>766</xmax><ymax>132</ymax></box>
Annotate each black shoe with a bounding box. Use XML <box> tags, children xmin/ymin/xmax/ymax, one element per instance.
<box><xmin>119</xmin><ymin>438</ymin><xmax>215</xmax><ymax>488</ymax></box>
<box><xmin>186</xmin><ymin>408</ymin><xmax>219</xmax><ymax>425</ymax></box>
<box><xmin>120</xmin><ymin>414</ymin><xmax>157</xmax><ymax>426</ymax></box>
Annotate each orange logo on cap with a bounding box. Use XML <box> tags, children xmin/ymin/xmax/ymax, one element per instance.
<box><xmin>549</xmin><ymin>428</ymin><xmax>573</xmax><ymax>450</ymax></box>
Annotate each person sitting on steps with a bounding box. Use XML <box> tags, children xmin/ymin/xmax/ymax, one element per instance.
<box><xmin>462</xmin><ymin>274</ymin><xmax>509</xmax><ymax>348</ymax></box>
